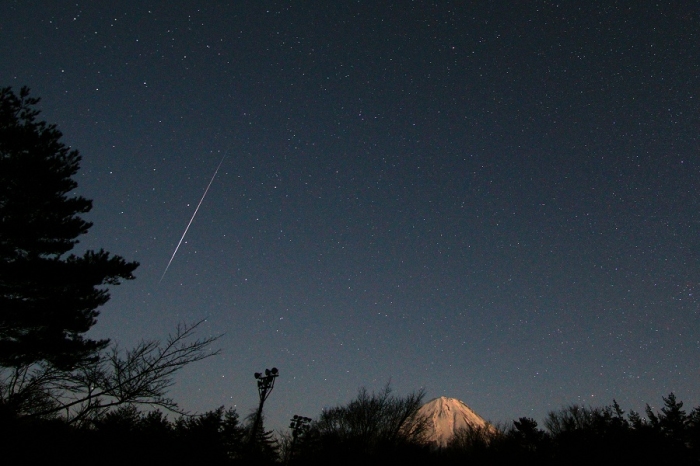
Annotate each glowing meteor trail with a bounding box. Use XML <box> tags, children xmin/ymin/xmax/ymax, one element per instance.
<box><xmin>159</xmin><ymin>155</ymin><xmax>226</xmax><ymax>283</ymax></box>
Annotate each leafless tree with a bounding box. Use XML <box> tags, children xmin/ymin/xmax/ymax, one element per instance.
<box><xmin>315</xmin><ymin>383</ymin><xmax>430</xmax><ymax>447</ymax></box>
<box><xmin>0</xmin><ymin>320</ymin><xmax>219</xmax><ymax>424</ymax></box>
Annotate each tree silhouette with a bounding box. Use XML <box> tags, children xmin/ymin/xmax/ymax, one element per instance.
<box><xmin>250</xmin><ymin>368</ymin><xmax>278</xmax><ymax>448</ymax></box>
<box><xmin>1</xmin><ymin>320</ymin><xmax>219</xmax><ymax>421</ymax></box>
<box><xmin>243</xmin><ymin>410</ymin><xmax>279</xmax><ymax>464</ymax></box>
<box><xmin>511</xmin><ymin>416</ymin><xmax>548</xmax><ymax>453</ymax></box>
<box><xmin>659</xmin><ymin>393</ymin><xmax>687</xmax><ymax>438</ymax></box>
<box><xmin>0</xmin><ymin>88</ymin><xmax>221</xmax><ymax>423</ymax></box>
<box><xmin>308</xmin><ymin>384</ymin><xmax>430</xmax><ymax>464</ymax></box>
<box><xmin>173</xmin><ymin>406</ymin><xmax>248</xmax><ymax>464</ymax></box>
<box><xmin>284</xmin><ymin>414</ymin><xmax>312</xmax><ymax>464</ymax></box>
<box><xmin>0</xmin><ymin>86</ymin><xmax>138</xmax><ymax>370</ymax></box>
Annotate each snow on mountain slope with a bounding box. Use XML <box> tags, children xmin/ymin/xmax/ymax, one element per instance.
<box><xmin>416</xmin><ymin>396</ymin><xmax>493</xmax><ymax>447</ymax></box>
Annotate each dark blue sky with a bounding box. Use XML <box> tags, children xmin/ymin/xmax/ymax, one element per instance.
<box><xmin>2</xmin><ymin>1</ymin><xmax>698</xmax><ymax>430</ymax></box>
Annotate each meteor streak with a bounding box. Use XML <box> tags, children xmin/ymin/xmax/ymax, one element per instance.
<box><xmin>159</xmin><ymin>155</ymin><xmax>226</xmax><ymax>283</ymax></box>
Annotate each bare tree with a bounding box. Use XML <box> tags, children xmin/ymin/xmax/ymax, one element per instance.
<box><xmin>447</xmin><ymin>423</ymin><xmax>500</xmax><ymax>452</ymax></box>
<box><xmin>315</xmin><ymin>383</ymin><xmax>429</xmax><ymax>447</ymax></box>
<box><xmin>0</xmin><ymin>320</ymin><xmax>219</xmax><ymax>423</ymax></box>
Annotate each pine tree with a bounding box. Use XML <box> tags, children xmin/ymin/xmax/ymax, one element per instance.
<box><xmin>659</xmin><ymin>392</ymin><xmax>688</xmax><ymax>438</ymax></box>
<box><xmin>0</xmin><ymin>86</ymin><xmax>138</xmax><ymax>369</ymax></box>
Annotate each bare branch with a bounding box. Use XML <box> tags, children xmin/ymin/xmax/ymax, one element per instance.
<box><xmin>0</xmin><ymin>320</ymin><xmax>220</xmax><ymax>422</ymax></box>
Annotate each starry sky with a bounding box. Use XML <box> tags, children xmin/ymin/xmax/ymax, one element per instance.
<box><xmin>2</xmin><ymin>1</ymin><xmax>699</xmax><ymax>430</ymax></box>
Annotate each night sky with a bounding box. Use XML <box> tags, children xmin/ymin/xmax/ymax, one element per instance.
<box><xmin>2</xmin><ymin>1</ymin><xmax>699</xmax><ymax>430</ymax></box>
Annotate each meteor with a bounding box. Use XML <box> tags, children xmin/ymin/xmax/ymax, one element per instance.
<box><xmin>159</xmin><ymin>154</ymin><xmax>226</xmax><ymax>283</ymax></box>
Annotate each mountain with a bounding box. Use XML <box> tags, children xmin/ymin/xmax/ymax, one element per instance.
<box><xmin>415</xmin><ymin>396</ymin><xmax>493</xmax><ymax>447</ymax></box>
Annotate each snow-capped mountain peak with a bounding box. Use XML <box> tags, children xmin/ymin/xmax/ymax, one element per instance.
<box><xmin>416</xmin><ymin>396</ymin><xmax>492</xmax><ymax>447</ymax></box>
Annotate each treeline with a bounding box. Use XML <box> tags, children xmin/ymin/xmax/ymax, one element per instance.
<box><xmin>1</xmin><ymin>405</ymin><xmax>252</xmax><ymax>465</ymax></box>
<box><xmin>2</xmin><ymin>389</ymin><xmax>700</xmax><ymax>465</ymax></box>
<box><xmin>438</xmin><ymin>393</ymin><xmax>700</xmax><ymax>466</ymax></box>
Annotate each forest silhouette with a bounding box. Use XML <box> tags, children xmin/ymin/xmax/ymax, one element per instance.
<box><xmin>3</xmin><ymin>386</ymin><xmax>700</xmax><ymax>465</ymax></box>
<box><xmin>2</xmin><ymin>86</ymin><xmax>699</xmax><ymax>464</ymax></box>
